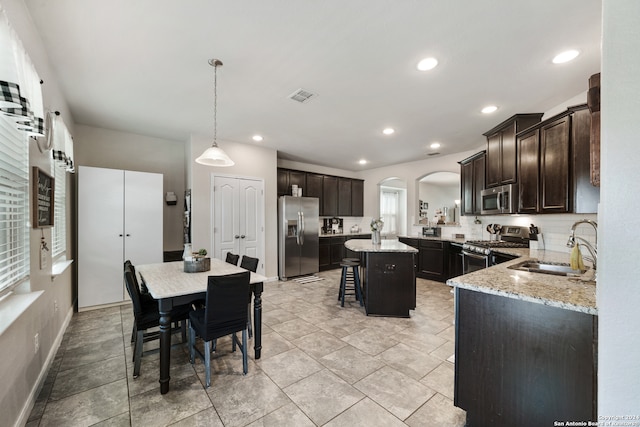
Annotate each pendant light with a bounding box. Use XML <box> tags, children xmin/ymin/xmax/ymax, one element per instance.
<box><xmin>195</xmin><ymin>58</ymin><xmax>234</xmax><ymax>166</ymax></box>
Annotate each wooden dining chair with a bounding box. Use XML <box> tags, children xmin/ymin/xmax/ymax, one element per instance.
<box><xmin>188</xmin><ymin>271</ymin><xmax>251</xmax><ymax>387</ymax></box>
<box><xmin>124</xmin><ymin>261</ymin><xmax>191</xmax><ymax>378</ymax></box>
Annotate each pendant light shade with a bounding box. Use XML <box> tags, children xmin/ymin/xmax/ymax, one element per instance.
<box><xmin>195</xmin><ymin>145</ymin><xmax>234</xmax><ymax>166</ymax></box>
<box><xmin>195</xmin><ymin>58</ymin><xmax>234</xmax><ymax>167</ymax></box>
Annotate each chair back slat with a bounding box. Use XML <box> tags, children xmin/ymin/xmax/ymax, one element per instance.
<box><xmin>240</xmin><ymin>255</ymin><xmax>259</xmax><ymax>273</ymax></box>
<box><xmin>124</xmin><ymin>262</ymin><xmax>143</xmax><ymax>317</ymax></box>
<box><xmin>202</xmin><ymin>271</ymin><xmax>251</xmax><ymax>340</ymax></box>
<box><xmin>225</xmin><ymin>252</ymin><xmax>240</xmax><ymax>265</ymax></box>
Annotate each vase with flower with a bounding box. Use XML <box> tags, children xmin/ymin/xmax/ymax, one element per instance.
<box><xmin>370</xmin><ymin>217</ymin><xmax>384</xmax><ymax>244</ymax></box>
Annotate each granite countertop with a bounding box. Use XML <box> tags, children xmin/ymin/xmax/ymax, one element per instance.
<box><xmin>344</xmin><ymin>239</ymin><xmax>419</xmax><ymax>253</ymax></box>
<box><xmin>447</xmin><ymin>248</ymin><xmax>597</xmax><ymax>315</ymax></box>
<box><xmin>319</xmin><ymin>232</ymin><xmax>371</xmax><ymax>237</ymax></box>
<box><xmin>397</xmin><ymin>235</ymin><xmax>466</xmax><ymax>244</ymax></box>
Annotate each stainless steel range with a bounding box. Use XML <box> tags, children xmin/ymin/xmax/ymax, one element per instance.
<box><xmin>462</xmin><ymin>225</ymin><xmax>530</xmax><ymax>274</ymax></box>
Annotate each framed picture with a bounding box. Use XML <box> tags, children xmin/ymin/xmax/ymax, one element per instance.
<box><xmin>32</xmin><ymin>166</ymin><xmax>54</xmax><ymax>228</ymax></box>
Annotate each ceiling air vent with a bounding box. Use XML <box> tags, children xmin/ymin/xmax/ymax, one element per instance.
<box><xmin>288</xmin><ymin>88</ymin><xmax>318</xmax><ymax>104</ymax></box>
<box><xmin>428</xmin><ymin>152</ymin><xmax>441</xmax><ymax>156</ymax></box>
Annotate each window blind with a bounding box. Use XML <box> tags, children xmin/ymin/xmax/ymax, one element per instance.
<box><xmin>380</xmin><ymin>189</ymin><xmax>399</xmax><ymax>234</ymax></box>
<box><xmin>51</xmin><ymin>161</ymin><xmax>66</xmax><ymax>257</ymax></box>
<box><xmin>0</xmin><ymin>113</ymin><xmax>30</xmax><ymax>297</ymax></box>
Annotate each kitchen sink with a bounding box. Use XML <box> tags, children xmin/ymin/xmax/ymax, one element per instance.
<box><xmin>507</xmin><ymin>260</ymin><xmax>588</xmax><ymax>276</ymax></box>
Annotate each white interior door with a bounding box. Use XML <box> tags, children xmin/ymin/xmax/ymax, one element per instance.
<box><xmin>124</xmin><ymin>170</ymin><xmax>163</xmax><ymax>268</ymax></box>
<box><xmin>78</xmin><ymin>167</ymin><xmax>125</xmax><ymax>308</ymax></box>
<box><xmin>239</xmin><ymin>179</ymin><xmax>261</xmax><ymax>260</ymax></box>
<box><xmin>213</xmin><ymin>175</ymin><xmax>264</xmax><ymax>273</ymax></box>
<box><xmin>213</xmin><ymin>176</ymin><xmax>240</xmax><ymax>260</ymax></box>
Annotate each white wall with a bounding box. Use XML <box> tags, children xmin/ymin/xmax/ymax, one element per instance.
<box><xmin>0</xmin><ymin>1</ymin><xmax>75</xmax><ymax>425</ymax></box>
<box><xmin>73</xmin><ymin>125</ymin><xmax>186</xmax><ymax>251</ymax></box>
<box><xmin>598</xmin><ymin>0</ymin><xmax>640</xmax><ymax>415</ymax></box>
<box><xmin>190</xmin><ymin>137</ymin><xmax>278</xmax><ymax>278</ymax></box>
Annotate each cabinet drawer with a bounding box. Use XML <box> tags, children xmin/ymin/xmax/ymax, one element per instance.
<box><xmin>419</xmin><ymin>240</ymin><xmax>443</xmax><ymax>249</ymax></box>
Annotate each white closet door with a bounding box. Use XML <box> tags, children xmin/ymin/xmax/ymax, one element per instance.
<box><xmin>213</xmin><ymin>176</ymin><xmax>240</xmax><ymax>260</ymax></box>
<box><xmin>239</xmin><ymin>179</ymin><xmax>261</xmax><ymax>262</ymax></box>
<box><xmin>124</xmin><ymin>170</ymin><xmax>163</xmax><ymax>269</ymax></box>
<box><xmin>78</xmin><ymin>166</ymin><xmax>125</xmax><ymax>308</ymax></box>
<box><xmin>213</xmin><ymin>175</ymin><xmax>264</xmax><ymax>274</ymax></box>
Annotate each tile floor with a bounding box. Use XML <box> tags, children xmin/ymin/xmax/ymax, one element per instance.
<box><xmin>27</xmin><ymin>269</ymin><xmax>466</xmax><ymax>426</ymax></box>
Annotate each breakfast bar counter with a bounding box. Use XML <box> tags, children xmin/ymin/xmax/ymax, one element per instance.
<box><xmin>345</xmin><ymin>239</ymin><xmax>418</xmax><ymax>317</ymax></box>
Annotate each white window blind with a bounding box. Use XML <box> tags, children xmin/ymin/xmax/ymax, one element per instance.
<box><xmin>51</xmin><ymin>161</ymin><xmax>66</xmax><ymax>257</ymax></box>
<box><xmin>380</xmin><ymin>189</ymin><xmax>399</xmax><ymax>234</ymax></box>
<box><xmin>0</xmin><ymin>114</ymin><xmax>30</xmax><ymax>297</ymax></box>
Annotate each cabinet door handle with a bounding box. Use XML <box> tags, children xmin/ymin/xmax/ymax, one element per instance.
<box><xmin>119</xmin><ymin>234</ymin><xmax>123</xmax><ymax>237</ymax></box>
<box><xmin>126</xmin><ymin>234</ymin><xmax>131</xmax><ymax>237</ymax></box>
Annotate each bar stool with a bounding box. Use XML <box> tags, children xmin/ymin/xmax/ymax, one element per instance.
<box><xmin>339</xmin><ymin>260</ymin><xmax>364</xmax><ymax>307</ymax></box>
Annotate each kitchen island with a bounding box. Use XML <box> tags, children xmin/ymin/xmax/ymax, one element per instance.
<box><xmin>344</xmin><ymin>239</ymin><xmax>418</xmax><ymax>317</ymax></box>
<box><xmin>447</xmin><ymin>249</ymin><xmax>597</xmax><ymax>426</ymax></box>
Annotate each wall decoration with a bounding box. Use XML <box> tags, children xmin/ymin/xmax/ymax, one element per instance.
<box><xmin>32</xmin><ymin>166</ymin><xmax>54</xmax><ymax>228</ymax></box>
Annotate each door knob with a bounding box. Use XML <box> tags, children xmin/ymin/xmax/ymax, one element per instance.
<box><xmin>241</xmin><ymin>235</ymin><xmax>246</xmax><ymax>239</ymax></box>
<box><xmin>234</xmin><ymin>235</ymin><xmax>240</xmax><ymax>239</ymax></box>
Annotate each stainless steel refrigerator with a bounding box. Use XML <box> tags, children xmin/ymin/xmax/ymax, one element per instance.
<box><xmin>278</xmin><ymin>196</ymin><xmax>319</xmax><ymax>280</ymax></box>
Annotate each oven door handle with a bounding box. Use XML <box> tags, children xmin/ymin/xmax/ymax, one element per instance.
<box><xmin>462</xmin><ymin>250</ymin><xmax>490</xmax><ymax>270</ymax></box>
<box><xmin>462</xmin><ymin>250</ymin><xmax>488</xmax><ymax>260</ymax></box>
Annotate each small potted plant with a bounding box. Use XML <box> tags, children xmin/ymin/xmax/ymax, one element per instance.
<box><xmin>184</xmin><ymin>248</ymin><xmax>211</xmax><ymax>272</ymax></box>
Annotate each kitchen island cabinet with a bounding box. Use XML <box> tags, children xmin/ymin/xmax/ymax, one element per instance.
<box><xmin>345</xmin><ymin>239</ymin><xmax>418</xmax><ymax>317</ymax></box>
<box><xmin>448</xmin><ymin>252</ymin><xmax>597</xmax><ymax>426</ymax></box>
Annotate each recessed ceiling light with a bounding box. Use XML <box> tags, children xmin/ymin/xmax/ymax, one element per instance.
<box><xmin>359</xmin><ymin>159</ymin><xmax>367</xmax><ymax>165</ymax></box>
<box><xmin>481</xmin><ymin>105</ymin><xmax>499</xmax><ymax>114</ymax></box>
<box><xmin>417</xmin><ymin>57</ymin><xmax>438</xmax><ymax>71</ymax></box>
<box><xmin>430</xmin><ymin>142</ymin><xmax>441</xmax><ymax>149</ymax></box>
<box><xmin>252</xmin><ymin>135</ymin><xmax>263</xmax><ymax>142</ymax></box>
<box><xmin>382</xmin><ymin>128</ymin><xmax>395</xmax><ymax>135</ymax></box>
<box><xmin>552</xmin><ymin>49</ymin><xmax>580</xmax><ymax>64</ymax></box>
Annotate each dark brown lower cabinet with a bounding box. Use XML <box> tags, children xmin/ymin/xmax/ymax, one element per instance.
<box><xmin>454</xmin><ymin>288</ymin><xmax>597</xmax><ymax>427</ymax></box>
<box><xmin>418</xmin><ymin>240</ymin><xmax>446</xmax><ymax>281</ymax></box>
<box><xmin>319</xmin><ymin>234</ymin><xmax>371</xmax><ymax>271</ymax></box>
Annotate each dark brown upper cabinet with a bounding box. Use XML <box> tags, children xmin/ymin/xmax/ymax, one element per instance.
<box><xmin>338</xmin><ymin>178</ymin><xmax>352</xmax><ymax>216</ymax></box>
<box><xmin>277</xmin><ymin>168</ymin><xmax>364</xmax><ymax>217</ymax></box>
<box><xmin>516</xmin><ymin>104</ymin><xmax>599</xmax><ymax>214</ymax></box>
<box><xmin>350</xmin><ymin>179</ymin><xmax>364</xmax><ymax>217</ymax></box>
<box><xmin>484</xmin><ymin>113</ymin><xmax>543</xmax><ymax>188</ymax></box>
<box><xmin>459</xmin><ymin>151</ymin><xmax>486</xmax><ymax>216</ymax></box>
<box><xmin>277</xmin><ymin>169</ymin><xmax>306</xmax><ymax>196</ymax></box>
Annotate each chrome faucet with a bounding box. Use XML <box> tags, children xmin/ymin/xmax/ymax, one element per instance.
<box><xmin>566</xmin><ymin>219</ymin><xmax>598</xmax><ymax>270</ymax></box>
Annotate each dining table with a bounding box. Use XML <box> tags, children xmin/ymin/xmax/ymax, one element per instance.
<box><xmin>136</xmin><ymin>258</ymin><xmax>267</xmax><ymax>394</ymax></box>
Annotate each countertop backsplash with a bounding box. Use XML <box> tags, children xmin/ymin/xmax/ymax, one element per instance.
<box><xmin>409</xmin><ymin>213</ymin><xmax>598</xmax><ymax>254</ymax></box>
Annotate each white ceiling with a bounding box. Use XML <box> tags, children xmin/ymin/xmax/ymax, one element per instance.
<box><xmin>24</xmin><ymin>0</ymin><xmax>602</xmax><ymax>171</ymax></box>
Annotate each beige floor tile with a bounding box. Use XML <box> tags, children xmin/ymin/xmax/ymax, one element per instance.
<box><xmin>270</xmin><ymin>318</ymin><xmax>319</xmax><ymax>341</ymax></box>
<box><xmin>292</xmin><ymin>330</ymin><xmax>348</xmax><ymax>359</ymax></box>
<box><xmin>207</xmin><ymin>372</ymin><xmax>291</xmax><ymax>427</ymax></box>
<box><xmin>405</xmin><ymin>393</ymin><xmax>466</xmax><ymax>427</ymax></box>
<box><xmin>319</xmin><ymin>345</ymin><xmax>385</xmax><ymax>384</ymax></box>
<box><xmin>420</xmin><ymin>362</ymin><xmax>455</xmax><ymax>399</ymax></box>
<box><xmin>259</xmin><ymin>348</ymin><xmax>324</xmax><ymax>388</ymax></box>
<box><xmin>284</xmin><ymin>369</ymin><xmax>364</xmax><ymax>425</ymax></box>
<box><xmin>40</xmin><ymin>379</ymin><xmax>129</xmax><ymax>427</ymax></box>
<box><xmin>354</xmin><ymin>366</ymin><xmax>435</xmax><ymax>421</ymax></box>
<box><xmin>129</xmin><ymin>375</ymin><xmax>212</xmax><ymax>426</ymax></box>
<box><xmin>168</xmin><ymin>407</ymin><xmax>224</xmax><ymax>427</ymax></box>
<box><xmin>376</xmin><ymin>343</ymin><xmax>444</xmax><ymax>380</ymax></box>
<box><xmin>245</xmin><ymin>402</ymin><xmax>315</xmax><ymax>427</ymax></box>
<box><xmin>341</xmin><ymin>327</ymin><xmax>398</xmax><ymax>356</ymax></box>
<box><xmin>324</xmin><ymin>397</ymin><xmax>406</xmax><ymax>427</ymax></box>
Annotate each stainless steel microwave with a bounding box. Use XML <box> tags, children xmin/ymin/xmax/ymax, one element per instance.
<box><xmin>481</xmin><ymin>183</ymin><xmax>517</xmax><ymax>215</ymax></box>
